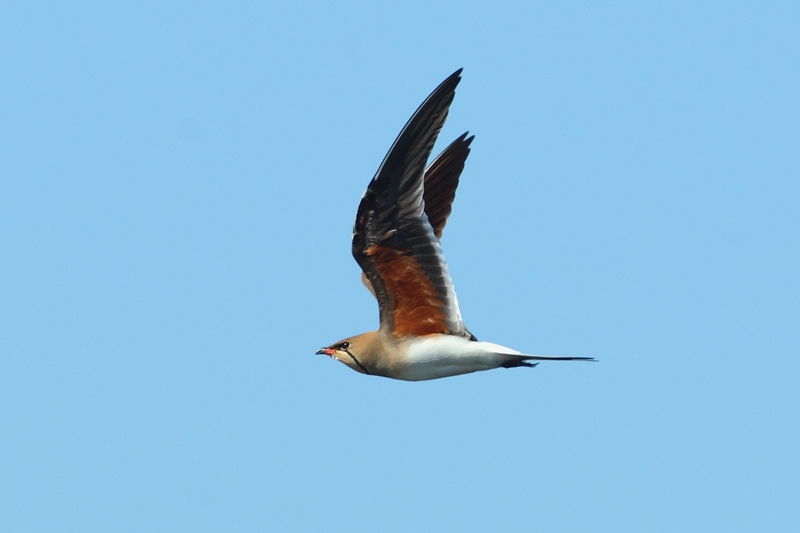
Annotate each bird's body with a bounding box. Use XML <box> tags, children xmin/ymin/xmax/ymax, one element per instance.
<box><xmin>317</xmin><ymin>69</ymin><xmax>593</xmax><ymax>381</ymax></box>
<box><xmin>322</xmin><ymin>331</ymin><xmax>526</xmax><ymax>381</ymax></box>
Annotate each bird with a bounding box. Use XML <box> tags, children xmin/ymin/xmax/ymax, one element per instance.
<box><xmin>317</xmin><ymin>69</ymin><xmax>594</xmax><ymax>381</ymax></box>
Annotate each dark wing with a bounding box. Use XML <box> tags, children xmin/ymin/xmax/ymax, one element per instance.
<box><xmin>423</xmin><ymin>133</ymin><xmax>473</xmax><ymax>240</ymax></box>
<box><xmin>359</xmin><ymin>132</ymin><xmax>473</xmax><ymax>296</ymax></box>
<box><xmin>352</xmin><ymin>69</ymin><xmax>471</xmax><ymax>338</ymax></box>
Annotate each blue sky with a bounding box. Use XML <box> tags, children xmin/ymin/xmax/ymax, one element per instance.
<box><xmin>1</xmin><ymin>1</ymin><xmax>798</xmax><ymax>531</ymax></box>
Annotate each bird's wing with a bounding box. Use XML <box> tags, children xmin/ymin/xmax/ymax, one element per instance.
<box><xmin>423</xmin><ymin>132</ymin><xmax>473</xmax><ymax>240</ymax></box>
<box><xmin>352</xmin><ymin>69</ymin><xmax>471</xmax><ymax>339</ymax></box>
<box><xmin>359</xmin><ymin>132</ymin><xmax>473</xmax><ymax>297</ymax></box>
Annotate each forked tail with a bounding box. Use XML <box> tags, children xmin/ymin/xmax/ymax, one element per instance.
<box><xmin>520</xmin><ymin>354</ymin><xmax>595</xmax><ymax>362</ymax></box>
<box><xmin>501</xmin><ymin>353</ymin><xmax>595</xmax><ymax>368</ymax></box>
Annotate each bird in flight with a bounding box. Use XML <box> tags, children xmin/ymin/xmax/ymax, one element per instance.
<box><xmin>317</xmin><ymin>69</ymin><xmax>593</xmax><ymax>380</ymax></box>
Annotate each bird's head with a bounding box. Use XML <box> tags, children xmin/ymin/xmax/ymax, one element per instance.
<box><xmin>316</xmin><ymin>333</ymin><xmax>378</xmax><ymax>375</ymax></box>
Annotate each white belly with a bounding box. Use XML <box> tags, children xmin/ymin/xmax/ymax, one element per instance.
<box><xmin>397</xmin><ymin>335</ymin><xmax>521</xmax><ymax>381</ymax></box>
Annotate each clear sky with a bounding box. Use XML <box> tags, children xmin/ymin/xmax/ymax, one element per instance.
<box><xmin>1</xmin><ymin>1</ymin><xmax>798</xmax><ymax>531</ymax></box>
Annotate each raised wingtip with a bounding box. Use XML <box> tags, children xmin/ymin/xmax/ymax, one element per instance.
<box><xmin>454</xmin><ymin>131</ymin><xmax>474</xmax><ymax>144</ymax></box>
<box><xmin>433</xmin><ymin>69</ymin><xmax>463</xmax><ymax>95</ymax></box>
<box><xmin>442</xmin><ymin>69</ymin><xmax>462</xmax><ymax>89</ymax></box>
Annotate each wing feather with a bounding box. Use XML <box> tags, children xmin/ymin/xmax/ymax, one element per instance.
<box><xmin>423</xmin><ymin>133</ymin><xmax>473</xmax><ymax>240</ymax></box>
<box><xmin>352</xmin><ymin>70</ymin><xmax>471</xmax><ymax>338</ymax></box>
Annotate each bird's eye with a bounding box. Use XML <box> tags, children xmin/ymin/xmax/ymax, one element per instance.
<box><xmin>339</xmin><ymin>342</ymin><xmax>350</xmax><ymax>350</ymax></box>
